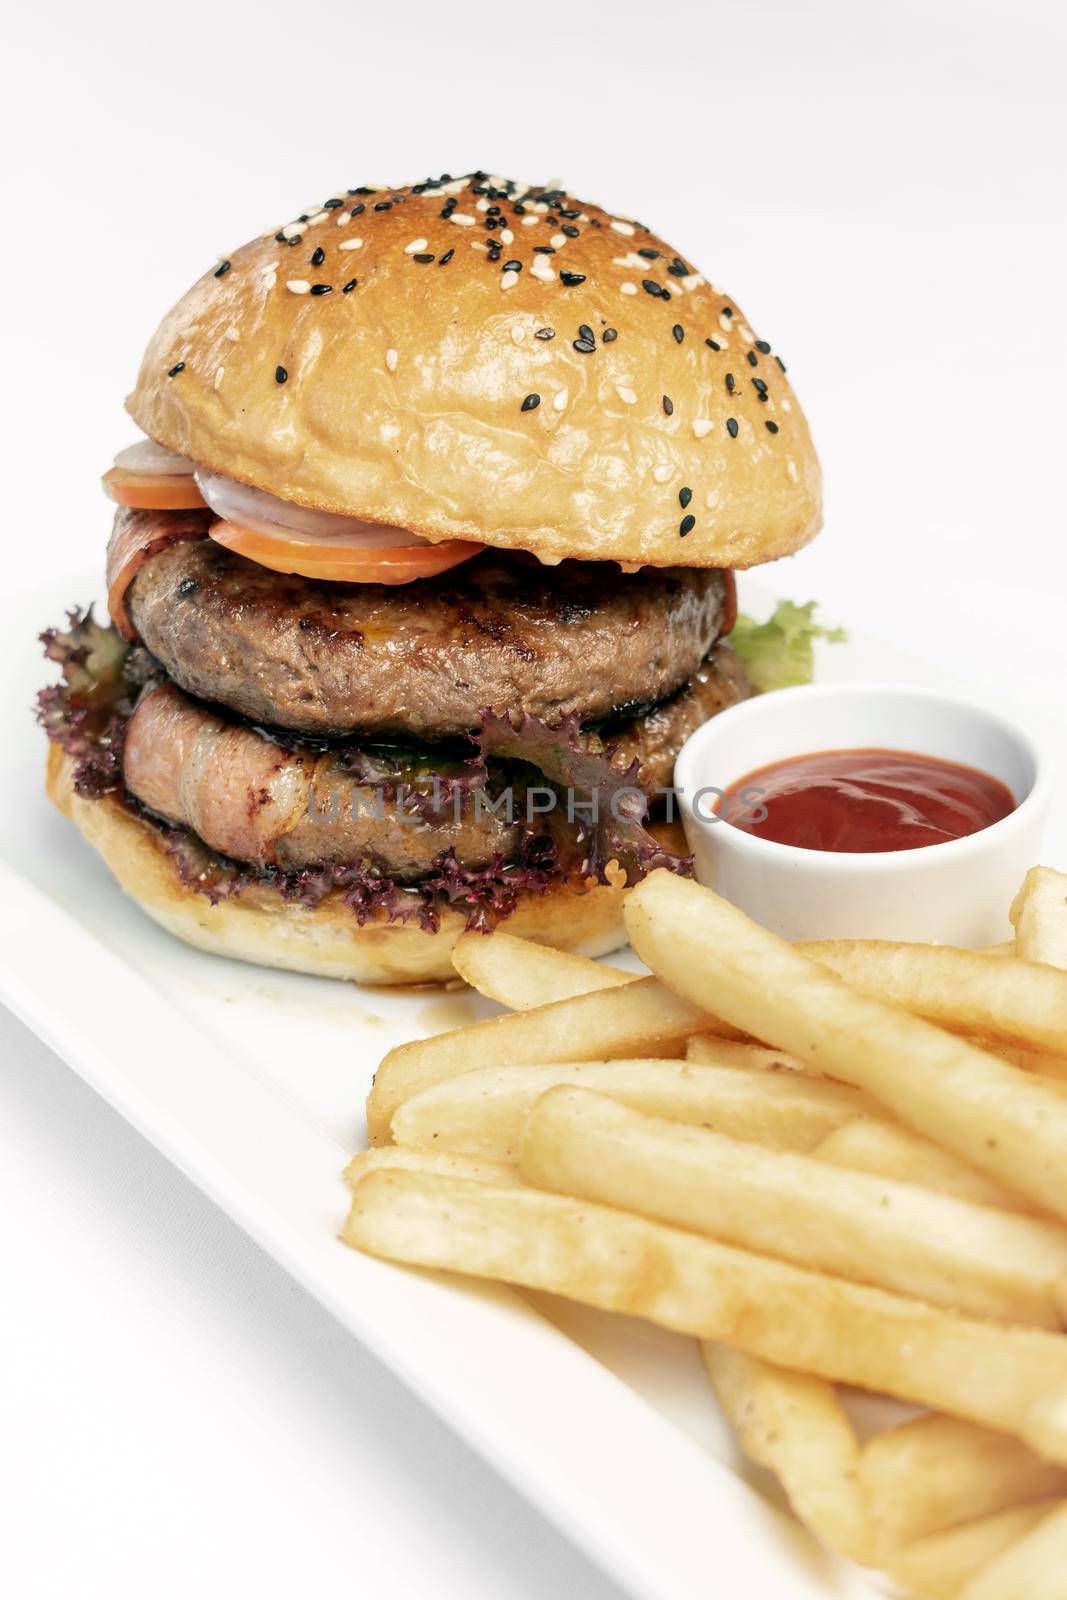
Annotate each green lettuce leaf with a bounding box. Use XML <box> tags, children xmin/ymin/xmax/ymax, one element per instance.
<box><xmin>731</xmin><ymin>600</ymin><xmax>846</xmax><ymax>694</ymax></box>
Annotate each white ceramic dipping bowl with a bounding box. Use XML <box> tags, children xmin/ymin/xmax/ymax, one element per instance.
<box><xmin>673</xmin><ymin>682</ymin><xmax>1051</xmax><ymax>945</ymax></box>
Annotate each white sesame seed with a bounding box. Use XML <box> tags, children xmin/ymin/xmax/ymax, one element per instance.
<box><xmin>385</xmin><ymin>348</ymin><xmax>398</xmax><ymax>372</ymax></box>
<box><xmin>262</xmin><ymin>271</ymin><xmax>277</xmax><ymax>290</ymax></box>
<box><xmin>182</xmin><ymin>324</ymin><xmax>201</xmax><ymax>337</ymax></box>
<box><xmin>667</xmin><ymin>281</ymin><xmax>683</xmax><ymax>297</ymax></box>
<box><xmin>500</xmin><ymin>228</ymin><xmax>514</xmax><ymax>244</ymax></box>
<box><xmin>553</xmin><ymin>388</ymin><xmax>569</xmax><ymax>412</ymax></box>
<box><xmin>309</xmin><ymin>210</ymin><xmax>330</xmax><ymax>226</ymax></box>
<box><xmin>620</xmin><ymin>282</ymin><xmax>638</xmax><ymax>296</ymax></box>
<box><xmin>286</xmin><ymin>279</ymin><xmax>311</xmax><ymax>295</ymax></box>
<box><xmin>214</xmin><ymin>366</ymin><xmax>225</xmax><ymax>389</ymax></box>
<box><xmin>781</xmin><ymin>397</ymin><xmax>792</xmax><ymax>413</ymax></box>
<box><xmin>500</xmin><ymin>270</ymin><xmax>519</xmax><ymax>291</ymax></box>
<box><xmin>615</xmin><ymin>385</ymin><xmax>637</xmax><ymax>405</ymax></box>
<box><xmin>224</xmin><ymin>326</ymin><xmax>240</xmax><ymax>342</ymax></box>
<box><xmin>476</xmin><ymin>198</ymin><xmax>491</xmax><ymax>212</ymax></box>
<box><xmin>532</xmin><ymin>201</ymin><xmax>549</xmax><ymax>213</ymax></box>
<box><xmin>653</xmin><ymin>465</ymin><xmax>672</xmax><ymax>483</ymax></box>
<box><xmin>470</xmin><ymin>240</ymin><xmax>486</xmax><ymax>252</ymax></box>
<box><xmin>531</xmin><ymin>257</ymin><xmax>556</xmax><ymax>282</ymax></box>
<box><xmin>338</xmin><ymin>237</ymin><xmax>364</xmax><ymax>251</ymax></box>
<box><xmin>550</xmin><ymin>233</ymin><xmax>566</xmax><ymax>249</ymax></box>
<box><xmin>449</xmin><ymin>212</ymin><xmax>476</xmax><ymax>226</ymax></box>
<box><xmin>739</xmin><ymin>324</ymin><xmax>755</xmax><ymax>343</ymax></box>
<box><xmin>610</xmin><ymin>219</ymin><xmax>636</xmax><ymax>235</ymax></box>
<box><xmin>282</xmin><ymin>223</ymin><xmax>304</xmax><ymax>240</ymax></box>
<box><xmin>521</xmin><ymin>215</ymin><xmax>539</xmax><ymax>227</ymax></box>
<box><xmin>786</xmin><ymin>459</ymin><xmax>799</xmax><ymax>483</ymax></box>
<box><xmin>692</xmin><ymin>418</ymin><xmax>714</xmax><ymax>439</ymax></box>
<box><xmin>260</xmin><ymin>225</ymin><xmax>279</xmax><ymax>239</ymax></box>
<box><xmin>718</xmin><ymin>312</ymin><xmax>733</xmax><ymax>332</ymax></box>
<box><xmin>511</xmin><ymin>325</ymin><xmax>526</xmax><ymax>345</ymax></box>
<box><xmin>705</xmin><ymin>489</ymin><xmax>721</xmax><ymax>510</ymax></box>
<box><xmin>404</xmin><ymin>238</ymin><xmax>429</xmax><ymax>254</ymax></box>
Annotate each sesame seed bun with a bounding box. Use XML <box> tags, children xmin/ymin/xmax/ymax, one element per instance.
<box><xmin>46</xmin><ymin>744</ymin><xmax>636</xmax><ymax>984</ymax></box>
<box><xmin>127</xmin><ymin>174</ymin><xmax>822</xmax><ymax>569</ymax></box>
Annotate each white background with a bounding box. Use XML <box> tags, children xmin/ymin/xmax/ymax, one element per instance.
<box><xmin>2</xmin><ymin>2</ymin><xmax>1065</xmax><ymax>1596</ymax></box>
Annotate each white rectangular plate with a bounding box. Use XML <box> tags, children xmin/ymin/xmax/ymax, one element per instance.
<box><xmin>3</xmin><ymin>569</ymin><xmax>1062</xmax><ymax>1600</ymax></box>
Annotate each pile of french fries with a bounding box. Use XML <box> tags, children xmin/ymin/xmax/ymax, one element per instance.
<box><xmin>344</xmin><ymin>863</ymin><xmax>1067</xmax><ymax>1598</ymax></box>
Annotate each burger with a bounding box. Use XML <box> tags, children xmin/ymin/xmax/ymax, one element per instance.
<box><xmin>38</xmin><ymin>172</ymin><xmax>821</xmax><ymax>984</ymax></box>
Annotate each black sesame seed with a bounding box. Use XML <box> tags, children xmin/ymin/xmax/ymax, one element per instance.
<box><xmin>324</xmin><ymin>198</ymin><xmax>343</xmax><ymax>209</ymax></box>
<box><xmin>310</xmin><ymin>283</ymin><xmax>332</xmax><ymax>296</ymax></box>
<box><xmin>167</xmin><ymin>361</ymin><xmax>185</xmax><ymax>377</ymax></box>
<box><xmin>535</xmin><ymin>327</ymin><xmax>556</xmax><ymax>341</ymax></box>
<box><xmin>642</xmin><ymin>278</ymin><xmax>664</xmax><ymax>298</ymax></box>
<box><xmin>705</xmin><ymin>338</ymin><xmax>721</xmax><ymax>352</ymax></box>
<box><xmin>213</xmin><ymin>260</ymin><xmax>231</xmax><ymax>278</ymax></box>
<box><xmin>578</xmin><ymin>323</ymin><xmax>595</xmax><ymax>344</ymax></box>
<box><xmin>177</xmin><ymin>576</ymin><xmax>198</xmax><ymax>597</ymax></box>
<box><xmin>667</xmin><ymin>257</ymin><xmax>690</xmax><ymax>277</ymax></box>
<box><xmin>342</xmin><ymin>278</ymin><xmax>357</xmax><ymax>293</ymax></box>
<box><xmin>638</xmin><ymin>247</ymin><xmax>660</xmax><ymax>260</ymax></box>
<box><xmin>560</xmin><ymin>271</ymin><xmax>586</xmax><ymax>286</ymax></box>
<box><xmin>721</xmin><ymin>307</ymin><xmax>734</xmax><ymax>318</ymax></box>
<box><xmin>602</xmin><ymin>327</ymin><xmax>618</xmax><ymax>343</ymax></box>
<box><xmin>521</xmin><ymin>393</ymin><xmax>541</xmax><ymax>412</ymax></box>
<box><xmin>752</xmin><ymin>377</ymin><xmax>768</xmax><ymax>395</ymax></box>
<box><xmin>726</xmin><ymin>417</ymin><xmax>739</xmax><ymax>439</ymax></box>
<box><xmin>373</xmin><ymin>201</ymin><xmax>392</xmax><ymax>212</ymax></box>
<box><xmin>662</xmin><ymin>395</ymin><xmax>674</xmax><ymax>416</ymax></box>
<box><xmin>775</xmin><ymin>355</ymin><xmax>788</xmax><ymax>372</ymax></box>
<box><xmin>679</xmin><ymin>486</ymin><xmax>692</xmax><ymax>509</ymax></box>
<box><xmin>679</xmin><ymin>514</ymin><xmax>696</xmax><ymax>537</ymax></box>
<box><xmin>573</xmin><ymin>339</ymin><xmax>596</xmax><ymax>354</ymax></box>
<box><xmin>726</xmin><ymin>373</ymin><xmax>735</xmax><ymax>392</ymax></box>
<box><xmin>438</xmin><ymin>249</ymin><xmax>454</xmax><ymax>265</ymax></box>
<box><xmin>349</xmin><ymin>203</ymin><xmax>366</xmax><ymax>218</ymax></box>
<box><xmin>275</xmin><ymin>365</ymin><xmax>288</xmax><ymax>384</ymax></box>
<box><xmin>310</xmin><ymin>246</ymin><xmax>325</xmax><ymax>267</ymax></box>
<box><xmin>746</xmin><ymin>350</ymin><xmax>758</xmax><ymax>367</ymax></box>
<box><xmin>503</xmin><ymin>260</ymin><xmax>522</xmax><ymax>272</ymax></box>
<box><xmin>562</xmin><ymin>224</ymin><xmax>579</xmax><ymax>237</ymax></box>
<box><xmin>754</xmin><ymin>340</ymin><xmax>771</xmax><ymax>354</ymax></box>
<box><xmin>765</xmin><ymin>420</ymin><xmax>780</xmax><ymax>433</ymax></box>
<box><xmin>413</xmin><ymin>253</ymin><xmax>434</xmax><ymax>263</ymax></box>
<box><xmin>533</xmin><ymin>245</ymin><xmax>556</xmax><ymax>254</ymax></box>
<box><xmin>287</xmin><ymin>236</ymin><xmax>301</xmax><ymax>246</ymax></box>
<box><xmin>672</xmin><ymin>324</ymin><xmax>684</xmax><ymax>344</ymax></box>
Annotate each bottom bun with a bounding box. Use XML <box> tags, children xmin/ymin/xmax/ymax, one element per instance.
<box><xmin>46</xmin><ymin>744</ymin><xmax>649</xmax><ymax>984</ymax></box>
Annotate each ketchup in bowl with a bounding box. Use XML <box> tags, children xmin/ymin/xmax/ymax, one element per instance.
<box><xmin>722</xmin><ymin>748</ymin><xmax>1016</xmax><ymax>853</ymax></box>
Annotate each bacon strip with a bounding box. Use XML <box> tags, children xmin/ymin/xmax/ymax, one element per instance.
<box><xmin>106</xmin><ymin>507</ymin><xmax>211</xmax><ymax>641</ymax></box>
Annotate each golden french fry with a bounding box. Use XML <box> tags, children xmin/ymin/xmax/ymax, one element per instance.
<box><xmin>343</xmin><ymin>1146</ymin><xmax>521</xmax><ymax>1189</ymax></box>
<box><xmin>686</xmin><ymin>1036</ymin><xmax>814</xmax><ymax>1074</ymax></box>
<box><xmin>521</xmin><ymin>1087</ymin><xmax>1067</xmax><ymax>1327</ymax></box>
<box><xmin>1011</xmin><ymin>867</ymin><xmax>1067</xmax><ymax>972</ymax></box>
<box><xmin>702</xmin><ymin>1344</ymin><xmax>871</xmax><ymax>1564</ymax></box>
<box><xmin>812</xmin><ymin>1119</ymin><xmax>1031</xmax><ymax>1215</ymax></box>
<box><xmin>978</xmin><ymin>1042</ymin><xmax>1067</xmax><ymax>1083</ymax></box>
<box><xmin>801</xmin><ymin>938</ymin><xmax>1067</xmax><ymax>1055</ymax></box>
<box><xmin>625</xmin><ymin>873</ymin><xmax>1067</xmax><ymax>1224</ymax></box>
<box><xmin>959</xmin><ymin>1499</ymin><xmax>1067</xmax><ymax>1599</ymax></box>
<box><xmin>451</xmin><ymin>930</ymin><xmax>635</xmax><ymax>1009</ymax></box>
<box><xmin>885</xmin><ymin>1500</ymin><xmax>1061</xmax><ymax>1600</ymax></box>
<box><xmin>860</xmin><ymin>1413</ymin><xmax>1067</xmax><ymax>1555</ymax></box>
<box><xmin>365</xmin><ymin>975</ymin><xmax>717</xmax><ymax>1145</ymax></box>
<box><xmin>345</xmin><ymin>1170</ymin><xmax>1067</xmax><ymax>1461</ymax></box>
<box><xmin>391</xmin><ymin>1061</ymin><xmax>873</xmax><ymax>1161</ymax></box>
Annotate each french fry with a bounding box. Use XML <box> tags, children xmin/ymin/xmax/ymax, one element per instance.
<box><xmin>343</xmin><ymin>1147</ymin><xmax>521</xmax><ymax>1189</ymax></box>
<box><xmin>860</xmin><ymin>1413</ymin><xmax>1067</xmax><ymax>1555</ymax></box>
<box><xmin>701</xmin><ymin>1344</ymin><xmax>871</xmax><ymax>1564</ymax></box>
<box><xmin>885</xmin><ymin>1500</ymin><xmax>1061</xmax><ymax>1600</ymax></box>
<box><xmin>391</xmin><ymin>1061</ymin><xmax>873</xmax><ymax>1161</ymax></box>
<box><xmin>451</xmin><ymin>930</ymin><xmax>635</xmax><ymax>1008</ymax></box>
<box><xmin>686</xmin><ymin>1036</ymin><xmax>813</xmax><ymax>1074</ymax></box>
<box><xmin>520</xmin><ymin>1088</ymin><xmax>1067</xmax><ymax>1327</ymax></box>
<box><xmin>625</xmin><ymin>873</ymin><xmax>1067</xmax><ymax>1224</ymax></box>
<box><xmin>365</xmin><ymin>975</ymin><xmax>716</xmax><ymax>1145</ymax></box>
<box><xmin>801</xmin><ymin>938</ymin><xmax>1067</xmax><ymax>1056</ymax></box>
<box><xmin>345</xmin><ymin>1169</ymin><xmax>1067</xmax><ymax>1461</ymax></box>
<box><xmin>812</xmin><ymin>1119</ymin><xmax>1031</xmax><ymax>1215</ymax></box>
<box><xmin>1011</xmin><ymin>867</ymin><xmax>1067</xmax><ymax>972</ymax></box>
<box><xmin>960</xmin><ymin>1499</ymin><xmax>1067</xmax><ymax>1599</ymax></box>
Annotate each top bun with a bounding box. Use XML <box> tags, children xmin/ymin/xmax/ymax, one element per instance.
<box><xmin>128</xmin><ymin>173</ymin><xmax>821</xmax><ymax>569</ymax></box>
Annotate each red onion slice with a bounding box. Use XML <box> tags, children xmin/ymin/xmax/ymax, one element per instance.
<box><xmin>113</xmin><ymin>437</ymin><xmax>197</xmax><ymax>476</ymax></box>
<box><xmin>195</xmin><ymin>470</ymin><xmax>429</xmax><ymax>548</ymax></box>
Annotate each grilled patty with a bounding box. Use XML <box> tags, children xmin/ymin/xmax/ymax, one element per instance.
<box><xmin>127</xmin><ymin>541</ymin><xmax>732</xmax><ymax>738</ymax></box>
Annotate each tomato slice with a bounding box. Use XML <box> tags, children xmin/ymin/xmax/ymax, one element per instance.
<box><xmin>103</xmin><ymin>466</ymin><xmax>207</xmax><ymax>511</ymax></box>
<box><xmin>208</xmin><ymin>520</ymin><xmax>484</xmax><ymax>584</ymax></box>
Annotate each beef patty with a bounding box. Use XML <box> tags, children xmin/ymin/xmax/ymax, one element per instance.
<box><xmin>127</xmin><ymin>541</ymin><xmax>732</xmax><ymax>738</ymax></box>
<box><xmin>122</xmin><ymin>647</ymin><xmax>748</xmax><ymax>878</ymax></box>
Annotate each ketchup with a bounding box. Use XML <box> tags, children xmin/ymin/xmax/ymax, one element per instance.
<box><xmin>721</xmin><ymin>748</ymin><xmax>1015</xmax><ymax>853</ymax></box>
